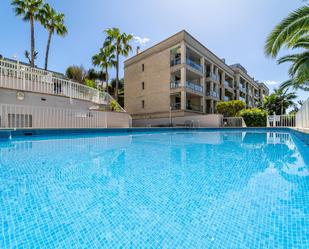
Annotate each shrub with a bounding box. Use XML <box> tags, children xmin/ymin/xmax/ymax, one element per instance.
<box><xmin>216</xmin><ymin>100</ymin><xmax>246</xmax><ymax>117</ymax></box>
<box><xmin>239</xmin><ymin>108</ymin><xmax>267</xmax><ymax>127</ymax></box>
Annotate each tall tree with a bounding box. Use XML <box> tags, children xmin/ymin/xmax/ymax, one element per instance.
<box><xmin>263</xmin><ymin>89</ymin><xmax>297</xmax><ymax>115</ymax></box>
<box><xmin>12</xmin><ymin>0</ymin><xmax>43</xmax><ymax>67</ymax></box>
<box><xmin>39</xmin><ymin>4</ymin><xmax>67</xmax><ymax>70</ymax></box>
<box><xmin>92</xmin><ymin>46</ymin><xmax>116</xmax><ymax>93</ymax></box>
<box><xmin>103</xmin><ymin>28</ymin><xmax>132</xmax><ymax>101</ymax></box>
<box><xmin>265</xmin><ymin>5</ymin><xmax>309</xmax><ymax>91</ymax></box>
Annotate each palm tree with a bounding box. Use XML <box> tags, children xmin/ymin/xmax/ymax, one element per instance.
<box><xmin>265</xmin><ymin>5</ymin><xmax>309</xmax><ymax>91</ymax></box>
<box><xmin>39</xmin><ymin>4</ymin><xmax>68</xmax><ymax>70</ymax></box>
<box><xmin>92</xmin><ymin>46</ymin><xmax>116</xmax><ymax>93</ymax></box>
<box><xmin>103</xmin><ymin>28</ymin><xmax>133</xmax><ymax>101</ymax></box>
<box><xmin>12</xmin><ymin>0</ymin><xmax>43</xmax><ymax>67</ymax></box>
<box><xmin>263</xmin><ymin>88</ymin><xmax>297</xmax><ymax>115</ymax></box>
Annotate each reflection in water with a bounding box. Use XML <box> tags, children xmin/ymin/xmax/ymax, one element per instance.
<box><xmin>0</xmin><ymin>131</ymin><xmax>308</xmax><ymax>248</ymax></box>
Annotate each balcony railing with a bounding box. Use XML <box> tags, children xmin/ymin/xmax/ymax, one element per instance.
<box><xmin>171</xmin><ymin>57</ymin><xmax>181</xmax><ymax>67</ymax></box>
<box><xmin>239</xmin><ymin>97</ymin><xmax>246</xmax><ymax>102</ymax></box>
<box><xmin>224</xmin><ymin>96</ymin><xmax>231</xmax><ymax>102</ymax></box>
<box><xmin>224</xmin><ymin>81</ymin><xmax>232</xmax><ymax>88</ymax></box>
<box><xmin>239</xmin><ymin>85</ymin><xmax>246</xmax><ymax>92</ymax></box>
<box><xmin>185</xmin><ymin>81</ymin><xmax>203</xmax><ymax>93</ymax></box>
<box><xmin>186</xmin><ymin>103</ymin><xmax>203</xmax><ymax>112</ymax></box>
<box><xmin>170</xmin><ymin>80</ymin><xmax>181</xmax><ymax>89</ymax></box>
<box><xmin>186</xmin><ymin>58</ymin><xmax>203</xmax><ymax>73</ymax></box>
<box><xmin>0</xmin><ymin>59</ymin><xmax>125</xmax><ymax>112</ymax></box>
<box><xmin>206</xmin><ymin>90</ymin><xmax>219</xmax><ymax>98</ymax></box>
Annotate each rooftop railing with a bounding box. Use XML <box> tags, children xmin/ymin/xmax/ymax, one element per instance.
<box><xmin>0</xmin><ymin>59</ymin><xmax>125</xmax><ymax>112</ymax></box>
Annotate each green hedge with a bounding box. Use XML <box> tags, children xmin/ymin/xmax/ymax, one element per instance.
<box><xmin>239</xmin><ymin>108</ymin><xmax>267</xmax><ymax>127</ymax></box>
<box><xmin>216</xmin><ymin>100</ymin><xmax>246</xmax><ymax>117</ymax></box>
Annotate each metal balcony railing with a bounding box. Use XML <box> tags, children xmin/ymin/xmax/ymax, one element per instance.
<box><xmin>186</xmin><ymin>58</ymin><xmax>203</xmax><ymax>72</ymax></box>
<box><xmin>170</xmin><ymin>57</ymin><xmax>181</xmax><ymax>67</ymax></box>
<box><xmin>185</xmin><ymin>81</ymin><xmax>203</xmax><ymax>93</ymax></box>
<box><xmin>206</xmin><ymin>90</ymin><xmax>219</xmax><ymax>98</ymax></box>
<box><xmin>170</xmin><ymin>80</ymin><xmax>181</xmax><ymax>89</ymax></box>
<box><xmin>0</xmin><ymin>59</ymin><xmax>125</xmax><ymax>112</ymax></box>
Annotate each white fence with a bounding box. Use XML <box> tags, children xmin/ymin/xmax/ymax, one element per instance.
<box><xmin>267</xmin><ymin>114</ymin><xmax>296</xmax><ymax>127</ymax></box>
<box><xmin>0</xmin><ymin>103</ymin><xmax>131</xmax><ymax>129</ymax></box>
<box><xmin>0</xmin><ymin>59</ymin><xmax>125</xmax><ymax>112</ymax></box>
<box><xmin>296</xmin><ymin>98</ymin><xmax>309</xmax><ymax>128</ymax></box>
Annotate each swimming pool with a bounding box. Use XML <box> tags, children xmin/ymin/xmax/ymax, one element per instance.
<box><xmin>0</xmin><ymin>129</ymin><xmax>308</xmax><ymax>248</ymax></box>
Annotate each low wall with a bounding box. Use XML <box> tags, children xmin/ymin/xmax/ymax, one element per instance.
<box><xmin>133</xmin><ymin>114</ymin><xmax>223</xmax><ymax>127</ymax></box>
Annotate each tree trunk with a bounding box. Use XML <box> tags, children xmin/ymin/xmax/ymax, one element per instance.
<box><xmin>115</xmin><ymin>51</ymin><xmax>119</xmax><ymax>101</ymax></box>
<box><xmin>105</xmin><ymin>65</ymin><xmax>109</xmax><ymax>94</ymax></box>
<box><xmin>30</xmin><ymin>17</ymin><xmax>35</xmax><ymax>67</ymax></box>
<box><xmin>45</xmin><ymin>31</ymin><xmax>52</xmax><ymax>70</ymax></box>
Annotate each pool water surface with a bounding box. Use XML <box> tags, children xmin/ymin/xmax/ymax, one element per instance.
<box><xmin>0</xmin><ymin>130</ymin><xmax>308</xmax><ymax>248</ymax></box>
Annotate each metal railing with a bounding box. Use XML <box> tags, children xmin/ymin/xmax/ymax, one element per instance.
<box><xmin>170</xmin><ymin>57</ymin><xmax>181</xmax><ymax>67</ymax></box>
<box><xmin>222</xmin><ymin>117</ymin><xmax>246</xmax><ymax>127</ymax></box>
<box><xmin>186</xmin><ymin>58</ymin><xmax>203</xmax><ymax>73</ymax></box>
<box><xmin>296</xmin><ymin>98</ymin><xmax>309</xmax><ymax>128</ymax></box>
<box><xmin>224</xmin><ymin>81</ymin><xmax>232</xmax><ymax>88</ymax></box>
<box><xmin>0</xmin><ymin>59</ymin><xmax>125</xmax><ymax>112</ymax></box>
<box><xmin>206</xmin><ymin>90</ymin><xmax>219</xmax><ymax>98</ymax></box>
<box><xmin>186</xmin><ymin>81</ymin><xmax>203</xmax><ymax>93</ymax></box>
<box><xmin>0</xmin><ymin>103</ymin><xmax>111</xmax><ymax>129</ymax></box>
<box><xmin>267</xmin><ymin>114</ymin><xmax>296</xmax><ymax>127</ymax></box>
<box><xmin>170</xmin><ymin>80</ymin><xmax>181</xmax><ymax>89</ymax></box>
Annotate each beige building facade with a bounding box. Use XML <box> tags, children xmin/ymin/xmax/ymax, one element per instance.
<box><xmin>124</xmin><ymin>30</ymin><xmax>269</xmax><ymax>122</ymax></box>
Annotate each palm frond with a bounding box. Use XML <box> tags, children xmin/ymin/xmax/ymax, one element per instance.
<box><xmin>265</xmin><ymin>5</ymin><xmax>309</xmax><ymax>57</ymax></box>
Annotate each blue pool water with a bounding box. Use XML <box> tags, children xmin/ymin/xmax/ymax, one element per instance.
<box><xmin>0</xmin><ymin>129</ymin><xmax>308</xmax><ymax>248</ymax></box>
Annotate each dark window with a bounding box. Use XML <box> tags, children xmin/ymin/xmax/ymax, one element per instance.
<box><xmin>142</xmin><ymin>64</ymin><xmax>144</xmax><ymax>72</ymax></box>
<box><xmin>142</xmin><ymin>100</ymin><xmax>145</xmax><ymax>108</ymax></box>
<box><xmin>142</xmin><ymin>82</ymin><xmax>145</xmax><ymax>90</ymax></box>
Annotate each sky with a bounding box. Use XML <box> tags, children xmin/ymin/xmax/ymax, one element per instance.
<box><xmin>0</xmin><ymin>0</ymin><xmax>308</xmax><ymax>102</ymax></box>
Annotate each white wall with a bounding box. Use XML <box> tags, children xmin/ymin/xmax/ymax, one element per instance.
<box><xmin>133</xmin><ymin>114</ymin><xmax>223</xmax><ymax>127</ymax></box>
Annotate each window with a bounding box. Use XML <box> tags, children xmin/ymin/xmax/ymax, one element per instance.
<box><xmin>142</xmin><ymin>82</ymin><xmax>145</xmax><ymax>90</ymax></box>
<box><xmin>142</xmin><ymin>64</ymin><xmax>144</xmax><ymax>72</ymax></box>
<box><xmin>142</xmin><ymin>100</ymin><xmax>145</xmax><ymax>108</ymax></box>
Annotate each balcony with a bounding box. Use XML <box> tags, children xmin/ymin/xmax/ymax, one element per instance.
<box><xmin>170</xmin><ymin>80</ymin><xmax>181</xmax><ymax>89</ymax></box>
<box><xmin>171</xmin><ymin>57</ymin><xmax>181</xmax><ymax>67</ymax></box>
<box><xmin>239</xmin><ymin>85</ymin><xmax>246</xmax><ymax>93</ymax></box>
<box><xmin>186</xmin><ymin>81</ymin><xmax>203</xmax><ymax>94</ymax></box>
<box><xmin>186</xmin><ymin>58</ymin><xmax>203</xmax><ymax>73</ymax></box>
<box><xmin>239</xmin><ymin>96</ymin><xmax>246</xmax><ymax>102</ymax></box>
<box><xmin>186</xmin><ymin>103</ymin><xmax>203</xmax><ymax>112</ymax></box>
<box><xmin>206</xmin><ymin>90</ymin><xmax>219</xmax><ymax>98</ymax></box>
<box><xmin>224</xmin><ymin>81</ymin><xmax>233</xmax><ymax>89</ymax></box>
<box><xmin>224</xmin><ymin>96</ymin><xmax>231</xmax><ymax>102</ymax></box>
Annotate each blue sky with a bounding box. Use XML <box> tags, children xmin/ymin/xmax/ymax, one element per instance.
<box><xmin>0</xmin><ymin>0</ymin><xmax>308</xmax><ymax>101</ymax></box>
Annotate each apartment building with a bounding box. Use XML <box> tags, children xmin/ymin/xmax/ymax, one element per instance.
<box><xmin>124</xmin><ymin>30</ymin><xmax>269</xmax><ymax>122</ymax></box>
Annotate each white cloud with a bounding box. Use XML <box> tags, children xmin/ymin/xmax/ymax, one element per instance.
<box><xmin>264</xmin><ymin>80</ymin><xmax>280</xmax><ymax>85</ymax></box>
<box><xmin>133</xmin><ymin>36</ymin><xmax>150</xmax><ymax>46</ymax></box>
